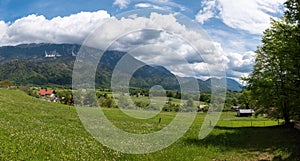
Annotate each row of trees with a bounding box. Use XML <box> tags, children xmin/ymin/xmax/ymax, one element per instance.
<box><xmin>72</xmin><ymin>90</ymin><xmax>200</xmax><ymax>112</ymax></box>
<box><xmin>244</xmin><ymin>0</ymin><xmax>300</xmax><ymax>124</ymax></box>
<box><xmin>128</xmin><ymin>88</ymin><xmax>240</xmax><ymax>109</ymax></box>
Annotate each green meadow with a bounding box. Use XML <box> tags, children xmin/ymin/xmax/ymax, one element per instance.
<box><xmin>0</xmin><ymin>89</ymin><xmax>299</xmax><ymax>160</ymax></box>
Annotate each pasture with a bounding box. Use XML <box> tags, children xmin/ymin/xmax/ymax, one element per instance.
<box><xmin>0</xmin><ymin>89</ymin><xmax>299</xmax><ymax>160</ymax></box>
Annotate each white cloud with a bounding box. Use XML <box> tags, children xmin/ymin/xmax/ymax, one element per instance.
<box><xmin>151</xmin><ymin>0</ymin><xmax>186</xmax><ymax>11</ymax></box>
<box><xmin>0</xmin><ymin>10</ymin><xmax>111</xmax><ymax>46</ymax></box>
<box><xmin>196</xmin><ymin>0</ymin><xmax>220</xmax><ymax>24</ymax></box>
<box><xmin>135</xmin><ymin>3</ymin><xmax>171</xmax><ymax>10</ymax></box>
<box><xmin>214</xmin><ymin>41</ymin><xmax>256</xmax><ymax>78</ymax></box>
<box><xmin>155</xmin><ymin>0</ymin><xmax>170</xmax><ymax>2</ymax></box>
<box><xmin>225</xmin><ymin>51</ymin><xmax>256</xmax><ymax>74</ymax></box>
<box><xmin>194</xmin><ymin>0</ymin><xmax>285</xmax><ymax>82</ymax></box>
<box><xmin>0</xmin><ymin>10</ymin><xmax>254</xmax><ymax>81</ymax></box>
<box><xmin>113</xmin><ymin>0</ymin><xmax>131</xmax><ymax>9</ymax></box>
<box><xmin>132</xmin><ymin>0</ymin><xmax>186</xmax><ymax>11</ymax></box>
<box><xmin>0</xmin><ymin>21</ymin><xmax>8</xmax><ymax>41</ymax></box>
<box><xmin>196</xmin><ymin>0</ymin><xmax>285</xmax><ymax>34</ymax></box>
<box><xmin>82</xmin><ymin>12</ymin><xmax>226</xmax><ymax>79</ymax></box>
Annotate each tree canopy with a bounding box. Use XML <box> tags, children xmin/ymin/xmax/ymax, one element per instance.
<box><xmin>244</xmin><ymin>0</ymin><xmax>300</xmax><ymax>124</ymax></box>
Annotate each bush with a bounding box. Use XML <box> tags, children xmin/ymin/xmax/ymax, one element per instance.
<box><xmin>162</xmin><ymin>102</ymin><xmax>180</xmax><ymax>112</ymax></box>
<box><xmin>27</xmin><ymin>89</ymin><xmax>40</xmax><ymax>98</ymax></box>
<box><xmin>56</xmin><ymin>90</ymin><xmax>73</xmax><ymax>105</ymax></box>
<box><xmin>99</xmin><ymin>97</ymin><xmax>117</xmax><ymax>108</ymax></box>
<box><xmin>0</xmin><ymin>80</ymin><xmax>13</xmax><ymax>88</ymax></box>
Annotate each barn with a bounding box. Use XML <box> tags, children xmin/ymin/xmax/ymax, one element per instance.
<box><xmin>237</xmin><ymin>109</ymin><xmax>254</xmax><ymax>117</ymax></box>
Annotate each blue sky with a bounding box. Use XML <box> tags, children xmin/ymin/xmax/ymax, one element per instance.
<box><xmin>0</xmin><ymin>0</ymin><xmax>200</xmax><ymax>22</ymax></box>
<box><xmin>0</xmin><ymin>0</ymin><xmax>285</xmax><ymax>81</ymax></box>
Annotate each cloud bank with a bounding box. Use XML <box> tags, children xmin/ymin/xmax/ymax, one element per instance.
<box><xmin>0</xmin><ymin>10</ymin><xmax>111</xmax><ymax>46</ymax></box>
<box><xmin>196</xmin><ymin>0</ymin><xmax>285</xmax><ymax>34</ymax></box>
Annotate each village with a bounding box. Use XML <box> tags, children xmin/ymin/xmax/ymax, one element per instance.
<box><xmin>20</xmin><ymin>86</ymin><xmax>256</xmax><ymax>117</ymax></box>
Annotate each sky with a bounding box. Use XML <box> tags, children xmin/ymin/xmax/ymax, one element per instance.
<box><xmin>0</xmin><ymin>0</ymin><xmax>286</xmax><ymax>82</ymax></box>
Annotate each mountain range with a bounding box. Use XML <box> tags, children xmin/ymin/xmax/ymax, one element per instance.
<box><xmin>0</xmin><ymin>43</ymin><xmax>242</xmax><ymax>92</ymax></box>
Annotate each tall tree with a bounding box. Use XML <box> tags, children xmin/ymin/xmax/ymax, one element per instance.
<box><xmin>238</xmin><ymin>90</ymin><xmax>253</xmax><ymax>109</ymax></box>
<box><xmin>245</xmin><ymin>0</ymin><xmax>300</xmax><ymax>124</ymax></box>
<box><xmin>284</xmin><ymin>0</ymin><xmax>300</xmax><ymax>121</ymax></box>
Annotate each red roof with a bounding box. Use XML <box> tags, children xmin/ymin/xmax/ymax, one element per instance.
<box><xmin>38</xmin><ymin>89</ymin><xmax>55</xmax><ymax>96</ymax></box>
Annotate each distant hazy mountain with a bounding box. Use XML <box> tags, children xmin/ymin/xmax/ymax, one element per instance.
<box><xmin>0</xmin><ymin>43</ymin><xmax>242</xmax><ymax>92</ymax></box>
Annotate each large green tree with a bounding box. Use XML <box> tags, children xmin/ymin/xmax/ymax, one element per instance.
<box><xmin>245</xmin><ymin>0</ymin><xmax>300</xmax><ymax>124</ymax></box>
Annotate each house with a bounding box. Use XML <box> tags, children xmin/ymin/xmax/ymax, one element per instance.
<box><xmin>237</xmin><ymin>109</ymin><xmax>254</xmax><ymax>117</ymax></box>
<box><xmin>38</xmin><ymin>89</ymin><xmax>55</xmax><ymax>97</ymax></box>
<box><xmin>197</xmin><ymin>105</ymin><xmax>208</xmax><ymax>112</ymax></box>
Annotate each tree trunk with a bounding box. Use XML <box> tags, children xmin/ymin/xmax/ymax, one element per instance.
<box><xmin>282</xmin><ymin>98</ymin><xmax>291</xmax><ymax>125</ymax></box>
<box><xmin>283</xmin><ymin>112</ymin><xmax>290</xmax><ymax>125</ymax></box>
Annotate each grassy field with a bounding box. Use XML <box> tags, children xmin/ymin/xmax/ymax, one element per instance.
<box><xmin>0</xmin><ymin>89</ymin><xmax>299</xmax><ymax>160</ymax></box>
<box><xmin>130</xmin><ymin>95</ymin><xmax>206</xmax><ymax>106</ymax></box>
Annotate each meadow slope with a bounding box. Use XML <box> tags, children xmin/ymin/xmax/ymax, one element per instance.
<box><xmin>0</xmin><ymin>89</ymin><xmax>299</xmax><ymax>160</ymax></box>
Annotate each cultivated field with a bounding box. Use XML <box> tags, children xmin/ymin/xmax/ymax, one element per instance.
<box><xmin>0</xmin><ymin>89</ymin><xmax>299</xmax><ymax>160</ymax></box>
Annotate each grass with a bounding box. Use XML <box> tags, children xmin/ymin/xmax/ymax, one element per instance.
<box><xmin>130</xmin><ymin>95</ymin><xmax>207</xmax><ymax>106</ymax></box>
<box><xmin>0</xmin><ymin>89</ymin><xmax>299</xmax><ymax>160</ymax></box>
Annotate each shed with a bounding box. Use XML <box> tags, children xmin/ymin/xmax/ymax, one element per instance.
<box><xmin>237</xmin><ymin>109</ymin><xmax>254</xmax><ymax>117</ymax></box>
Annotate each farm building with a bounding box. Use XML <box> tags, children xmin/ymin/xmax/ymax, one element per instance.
<box><xmin>38</xmin><ymin>89</ymin><xmax>55</xmax><ymax>97</ymax></box>
<box><xmin>38</xmin><ymin>89</ymin><xmax>58</xmax><ymax>102</ymax></box>
<box><xmin>237</xmin><ymin>109</ymin><xmax>254</xmax><ymax>117</ymax></box>
<box><xmin>197</xmin><ymin>105</ymin><xmax>208</xmax><ymax>112</ymax></box>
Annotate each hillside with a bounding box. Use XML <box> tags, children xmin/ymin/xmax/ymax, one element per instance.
<box><xmin>0</xmin><ymin>89</ymin><xmax>107</xmax><ymax>160</ymax></box>
<box><xmin>0</xmin><ymin>43</ymin><xmax>80</xmax><ymax>64</ymax></box>
<box><xmin>0</xmin><ymin>89</ymin><xmax>298</xmax><ymax>160</ymax></box>
<box><xmin>0</xmin><ymin>43</ymin><xmax>242</xmax><ymax>91</ymax></box>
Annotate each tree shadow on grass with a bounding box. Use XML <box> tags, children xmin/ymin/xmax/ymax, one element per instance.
<box><xmin>184</xmin><ymin>125</ymin><xmax>300</xmax><ymax>161</ymax></box>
